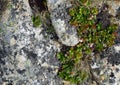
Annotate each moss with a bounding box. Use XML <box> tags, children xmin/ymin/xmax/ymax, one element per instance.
<box><xmin>57</xmin><ymin>1</ymin><xmax>118</xmax><ymax>84</ymax></box>
<box><xmin>32</xmin><ymin>15</ymin><xmax>41</xmax><ymax>27</ymax></box>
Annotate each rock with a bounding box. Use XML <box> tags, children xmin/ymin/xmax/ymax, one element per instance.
<box><xmin>1</xmin><ymin>0</ymin><xmax>120</xmax><ymax>85</ymax></box>
<box><xmin>47</xmin><ymin>0</ymin><xmax>79</xmax><ymax>46</ymax></box>
<box><xmin>0</xmin><ymin>0</ymin><xmax>62</xmax><ymax>84</ymax></box>
<box><xmin>107</xmin><ymin>0</ymin><xmax>120</xmax><ymax>24</ymax></box>
<box><xmin>91</xmin><ymin>45</ymin><xmax>120</xmax><ymax>85</ymax></box>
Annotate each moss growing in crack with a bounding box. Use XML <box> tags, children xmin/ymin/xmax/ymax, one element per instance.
<box><xmin>32</xmin><ymin>15</ymin><xmax>41</xmax><ymax>27</ymax></box>
<box><xmin>57</xmin><ymin>1</ymin><xmax>118</xmax><ymax>84</ymax></box>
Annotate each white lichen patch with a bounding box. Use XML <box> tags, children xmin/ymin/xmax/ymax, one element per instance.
<box><xmin>114</xmin><ymin>45</ymin><xmax>120</xmax><ymax>53</ymax></box>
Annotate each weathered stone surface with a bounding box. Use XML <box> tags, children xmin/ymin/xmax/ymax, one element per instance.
<box><xmin>47</xmin><ymin>0</ymin><xmax>79</xmax><ymax>46</ymax></box>
<box><xmin>0</xmin><ymin>0</ymin><xmax>62</xmax><ymax>85</ymax></box>
<box><xmin>91</xmin><ymin>45</ymin><xmax>120</xmax><ymax>85</ymax></box>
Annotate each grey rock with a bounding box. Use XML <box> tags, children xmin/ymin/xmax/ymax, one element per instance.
<box><xmin>0</xmin><ymin>0</ymin><xmax>62</xmax><ymax>85</ymax></box>
<box><xmin>47</xmin><ymin>0</ymin><xmax>79</xmax><ymax>46</ymax></box>
<box><xmin>91</xmin><ymin>44</ymin><xmax>120</xmax><ymax>85</ymax></box>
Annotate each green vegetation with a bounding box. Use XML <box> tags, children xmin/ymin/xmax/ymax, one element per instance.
<box><xmin>32</xmin><ymin>15</ymin><xmax>41</xmax><ymax>27</ymax></box>
<box><xmin>57</xmin><ymin>0</ymin><xmax>118</xmax><ymax>84</ymax></box>
<box><xmin>57</xmin><ymin>47</ymin><xmax>89</xmax><ymax>84</ymax></box>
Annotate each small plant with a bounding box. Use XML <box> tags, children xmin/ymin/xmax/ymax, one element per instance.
<box><xmin>57</xmin><ymin>0</ymin><xmax>118</xmax><ymax>84</ymax></box>
<box><xmin>57</xmin><ymin>46</ymin><xmax>90</xmax><ymax>84</ymax></box>
<box><xmin>32</xmin><ymin>15</ymin><xmax>41</xmax><ymax>27</ymax></box>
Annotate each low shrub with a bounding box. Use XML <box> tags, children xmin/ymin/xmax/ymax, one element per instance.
<box><xmin>57</xmin><ymin>0</ymin><xmax>118</xmax><ymax>84</ymax></box>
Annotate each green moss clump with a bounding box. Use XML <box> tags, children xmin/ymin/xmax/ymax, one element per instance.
<box><xmin>32</xmin><ymin>15</ymin><xmax>41</xmax><ymax>27</ymax></box>
<box><xmin>57</xmin><ymin>0</ymin><xmax>118</xmax><ymax>84</ymax></box>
